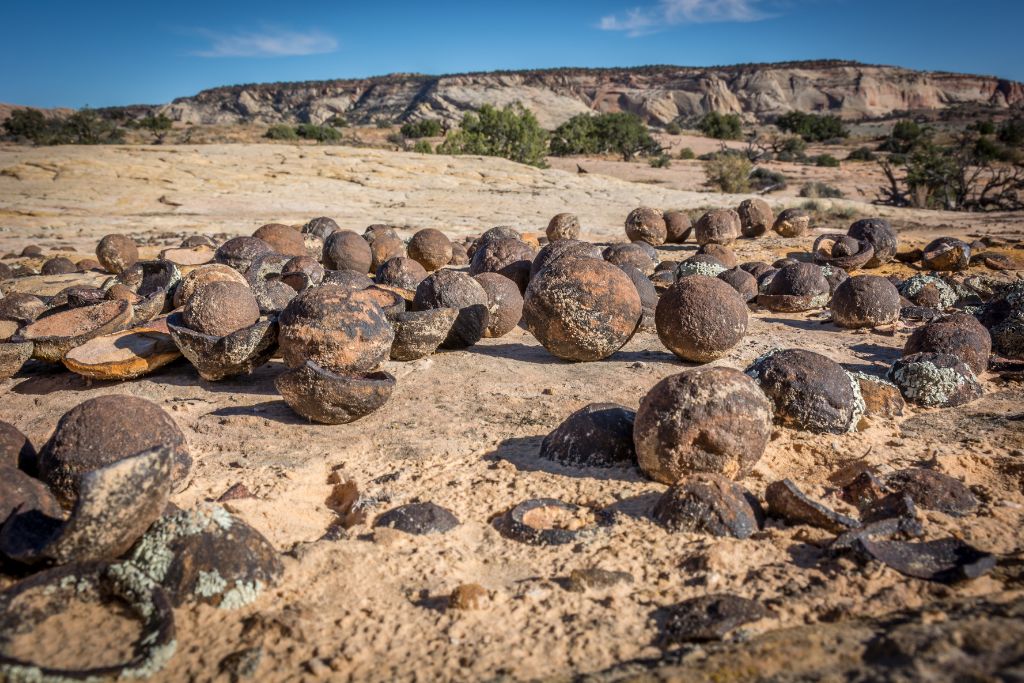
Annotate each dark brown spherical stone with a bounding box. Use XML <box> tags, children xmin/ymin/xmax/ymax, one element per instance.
<box><xmin>656</xmin><ymin>275</ymin><xmax>748</xmax><ymax>363</ymax></box>
<box><xmin>738</xmin><ymin>198</ymin><xmax>774</xmax><ymax>238</ymax></box>
<box><xmin>302</xmin><ymin>216</ymin><xmax>340</xmax><ymax>240</ymax></box>
<box><xmin>252</xmin><ymin>223</ymin><xmax>306</xmax><ymax>257</ymax></box>
<box><xmin>38</xmin><ymin>395</ymin><xmax>190</xmax><ymax>507</ymax></box>
<box><xmin>368</xmin><ymin>234</ymin><xmax>405</xmax><ymax>272</ymax></box>
<box><xmin>474</xmin><ymin>272</ymin><xmax>523</xmax><ymax>338</ymax></box>
<box><xmin>0</xmin><ymin>292</ymin><xmax>48</xmax><ymax>324</ymax></box>
<box><xmin>888</xmin><ymin>352</ymin><xmax>983</xmax><ymax>407</ymax></box>
<box><xmin>407</xmin><ymin>228</ymin><xmax>453</xmax><ymax>271</ymax></box>
<box><xmin>617</xmin><ymin>264</ymin><xmax>658</xmax><ymax>311</ymax></box>
<box><xmin>696</xmin><ymin>244</ymin><xmax>737</xmax><ymax>269</ymax></box>
<box><xmin>76</xmin><ymin>258</ymin><xmax>102</xmax><ymax>271</ymax></box>
<box><xmin>602</xmin><ymin>243</ymin><xmax>655</xmax><ymax>274</ymax></box>
<box><xmin>922</xmin><ymin>237</ymin><xmax>971</xmax><ymax>271</ymax></box>
<box><xmin>653</xmin><ymin>473</ymin><xmax>762</xmax><ymax>537</ymax></box>
<box><xmin>323</xmin><ymin>230</ymin><xmax>373</xmax><ymax>273</ymax></box>
<box><xmin>363</xmin><ymin>224</ymin><xmax>400</xmax><ymax>243</ymax></box>
<box><xmin>663</xmin><ymin>210</ymin><xmax>692</xmax><ymax>244</ymax></box>
<box><xmin>41</xmin><ymin>257</ymin><xmax>77</xmax><ymax>275</ymax></box>
<box><xmin>546</xmin><ymin>213</ymin><xmax>580</xmax><ymax>242</ymax></box>
<box><xmin>758</xmin><ymin>262</ymin><xmax>831</xmax><ymax>311</ymax></box>
<box><xmin>0</xmin><ymin>420</ymin><xmax>35</xmax><ymax>472</ymax></box>
<box><xmin>215</xmin><ymin>236</ymin><xmax>273</xmax><ymax>273</ymax></box>
<box><xmin>904</xmin><ymin>314</ymin><xmax>991</xmax><ymax>377</ymax></box>
<box><xmin>448</xmin><ymin>242</ymin><xmax>469</xmax><ymax>266</ymax></box>
<box><xmin>469</xmin><ymin>237</ymin><xmax>536</xmax><ymax>293</ymax></box>
<box><xmin>848</xmin><ymin>218</ymin><xmax>898</xmax><ymax>268</ymax></box>
<box><xmin>523</xmin><ymin>257</ymin><xmax>641</xmax><ymax>362</ymax></box>
<box><xmin>96</xmin><ymin>234</ymin><xmax>139</xmax><ymax>274</ymax></box>
<box><xmin>276</xmin><ymin>363</ymin><xmax>394</xmax><ymax>425</ymax></box>
<box><xmin>322</xmin><ymin>270</ymin><xmax>374</xmax><ymax>291</ymax></box>
<box><xmin>739</xmin><ymin>261</ymin><xmax>774</xmax><ymax>279</ymax></box>
<box><xmin>832</xmin><ymin>236</ymin><xmax>861</xmax><ymax>257</ymax></box>
<box><xmin>21</xmin><ymin>245</ymin><xmax>44</xmax><ymax>257</ymax></box>
<box><xmin>414</xmin><ymin>269</ymin><xmax>489</xmax><ymax>349</ymax></box>
<box><xmin>182</xmin><ymin>281</ymin><xmax>260</xmax><ymax>338</ymax></box>
<box><xmin>695</xmin><ymin>209</ymin><xmax>741</xmax><ymax>246</ymax></box>
<box><xmin>718</xmin><ymin>267</ymin><xmax>758</xmax><ymax>302</ymax></box>
<box><xmin>531</xmin><ymin>239</ymin><xmax>603</xmax><ymax>278</ymax></box>
<box><xmin>746</xmin><ymin>349</ymin><xmax>861</xmax><ymax>434</ymax></box>
<box><xmin>772</xmin><ymin>208</ymin><xmax>811</xmax><ymax>238</ymax></box>
<box><xmin>634</xmin><ymin>367</ymin><xmax>772</xmax><ymax>483</ymax></box>
<box><xmin>374</xmin><ymin>502</ymin><xmax>460</xmax><ymax>535</ymax></box>
<box><xmin>173</xmin><ymin>263</ymin><xmax>249</xmax><ymax>308</ymax></box>
<box><xmin>979</xmin><ymin>281</ymin><xmax>1024</xmax><ymax>360</ymax></box>
<box><xmin>831</xmin><ymin>275</ymin><xmax>901</xmax><ymax>328</ymax></box>
<box><xmin>278</xmin><ymin>285</ymin><xmax>393</xmax><ymax>373</ymax></box>
<box><xmin>885</xmin><ymin>468</ymin><xmax>978</xmax><ymax>516</ymax></box>
<box><xmin>476</xmin><ymin>226</ymin><xmax>522</xmax><ymax>251</ymax></box>
<box><xmin>625</xmin><ymin>207</ymin><xmax>667</xmax><ymax>246</ymax></box>
<box><xmin>281</xmin><ymin>255</ymin><xmax>325</xmax><ymax>290</ymax></box>
<box><xmin>376</xmin><ymin>256</ymin><xmax>428</xmax><ymax>291</ymax></box>
<box><xmin>540</xmin><ymin>403</ymin><xmax>636</xmax><ymax>467</ymax></box>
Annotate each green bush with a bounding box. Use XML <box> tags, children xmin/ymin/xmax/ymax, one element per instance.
<box><xmin>412</xmin><ymin>140</ymin><xmax>433</xmax><ymax>154</ymax></box>
<box><xmin>3</xmin><ymin>109</ymin><xmax>49</xmax><ymax>142</ymax></box>
<box><xmin>678</xmin><ymin>147</ymin><xmax>695</xmax><ymax>160</ymax></box>
<box><xmin>375</xmin><ymin>119</ymin><xmax>393</xmax><ymax>129</ymax></box>
<box><xmin>879</xmin><ymin>120</ymin><xmax>925</xmax><ymax>153</ymax></box>
<box><xmin>998</xmin><ymin>117</ymin><xmax>1024</xmax><ymax>146</ymax></box>
<box><xmin>749</xmin><ymin>167</ymin><xmax>787</xmax><ymax>192</ymax></box>
<box><xmin>704</xmin><ymin>154</ymin><xmax>751</xmax><ymax>193</ymax></box>
<box><xmin>649</xmin><ymin>153</ymin><xmax>672</xmax><ymax>168</ymax></box>
<box><xmin>325</xmin><ymin>115</ymin><xmax>348</xmax><ymax>128</ymax></box>
<box><xmin>773</xmin><ymin>135</ymin><xmax>807</xmax><ymax>162</ymax></box>
<box><xmin>296</xmin><ymin>124</ymin><xmax>342</xmax><ymax>142</ymax></box>
<box><xmin>801</xmin><ymin>199</ymin><xmax>824</xmax><ymax>212</ymax></box>
<box><xmin>437</xmin><ymin>103</ymin><xmax>548</xmax><ymax>167</ymax></box>
<box><xmin>265</xmin><ymin>125</ymin><xmax>299</xmax><ymax>140</ymax></box>
<box><xmin>400</xmin><ymin>119</ymin><xmax>443</xmax><ymax>139</ymax></box>
<box><xmin>814</xmin><ymin>154</ymin><xmax>840</xmax><ymax>167</ymax></box>
<box><xmin>775</xmin><ymin>112</ymin><xmax>847</xmax><ymax>142</ymax></box>
<box><xmin>665</xmin><ymin>121</ymin><xmax>682</xmax><ymax>136</ymax></box>
<box><xmin>138</xmin><ymin>114</ymin><xmax>172</xmax><ymax>133</ymax></box>
<box><xmin>799</xmin><ymin>182</ymin><xmax>844</xmax><ymax>199</ymax></box>
<box><xmin>697</xmin><ymin>112</ymin><xmax>743</xmax><ymax>140</ymax></box>
<box><xmin>847</xmin><ymin>146</ymin><xmax>876</xmax><ymax>161</ymax></box>
<box><xmin>974</xmin><ymin>120</ymin><xmax>996</xmax><ymax>135</ymax></box>
<box><xmin>4</xmin><ymin>108</ymin><xmax>123</xmax><ymax>145</ymax></box>
<box><xmin>549</xmin><ymin>112</ymin><xmax>658</xmax><ymax>161</ymax></box>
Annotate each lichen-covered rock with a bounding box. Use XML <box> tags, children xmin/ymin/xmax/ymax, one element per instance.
<box><xmin>904</xmin><ymin>313</ymin><xmax>991</xmax><ymax>375</ymax></box>
<box><xmin>656</xmin><ymin>275</ymin><xmax>747</xmax><ymax>363</ymax></box>
<box><xmin>696</xmin><ymin>244</ymin><xmax>737</xmax><ymax>269</ymax></box>
<box><xmin>524</xmin><ymin>257</ymin><xmax>641</xmax><ymax>362</ymax></box>
<box><xmin>899</xmin><ymin>274</ymin><xmax>958</xmax><ymax>310</ymax></box>
<box><xmin>978</xmin><ymin>281</ymin><xmax>1024</xmax><ymax>360</ymax></box>
<box><xmin>851</xmin><ymin>372</ymin><xmax>905</xmax><ymax>418</ymax></box>
<box><xmin>888</xmin><ymin>352</ymin><xmax>983</xmax><ymax>407</ymax></box>
<box><xmin>746</xmin><ymin>349</ymin><xmax>864</xmax><ymax>434</ymax></box>
<box><xmin>634</xmin><ymin>367</ymin><xmax>772</xmax><ymax>484</ymax></box>
<box><xmin>546</xmin><ymin>213</ymin><xmax>580</xmax><ymax>242</ymax></box>
<box><xmin>675</xmin><ymin>255</ymin><xmax>727</xmax><ymax>278</ymax></box>
<box><xmin>653</xmin><ymin>473</ymin><xmax>762</xmax><ymax>538</ymax></box>
<box><xmin>279</xmin><ymin>285</ymin><xmax>394</xmax><ymax>373</ymax></box>
<box><xmin>625</xmin><ymin>207</ymin><xmax>667</xmax><ymax>246</ymax></box>
<box><xmin>389</xmin><ymin>307</ymin><xmax>458</xmax><ymax>361</ymax></box>
<box><xmin>540</xmin><ymin>403</ymin><xmax>636</xmax><ymax>467</ymax></box>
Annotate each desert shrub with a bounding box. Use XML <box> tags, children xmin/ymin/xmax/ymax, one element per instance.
<box><xmin>704</xmin><ymin>154</ymin><xmax>751</xmax><ymax>193</ymax></box>
<box><xmin>974</xmin><ymin>120</ymin><xmax>996</xmax><ymax>135</ymax></box>
<box><xmin>814</xmin><ymin>154</ymin><xmax>840</xmax><ymax>167</ymax></box>
<box><xmin>296</xmin><ymin>124</ymin><xmax>342</xmax><ymax>142</ymax></box>
<box><xmin>386</xmin><ymin>132</ymin><xmax>405</xmax><ymax>146</ymax></box>
<box><xmin>665</xmin><ymin>121</ymin><xmax>682</xmax><ymax>135</ymax></box>
<box><xmin>649</xmin><ymin>153</ymin><xmax>672</xmax><ymax>168</ymax></box>
<box><xmin>325</xmin><ymin>115</ymin><xmax>348</xmax><ymax>128</ymax></box>
<box><xmin>265</xmin><ymin>125</ymin><xmax>299</xmax><ymax>140</ymax></box>
<box><xmin>879</xmin><ymin>120</ymin><xmax>926</xmax><ymax>153</ymax></box>
<box><xmin>437</xmin><ymin>103</ymin><xmax>548</xmax><ymax>167</ymax></box>
<box><xmin>831</xmin><ymin>205</ymin><xmax>858</xmax><ymax>220</ymax></box>
<box><xmin>847</xmin><ymin>146</ymin><xmax>876</xmax><ymax>161</ymax></box>
<box><xmin>137</xmin><ymin>114</ymin><xmax>172</xmax><ymax>133</ymax></box>
<box><xmin>375</xmin><ymin>119</ymin><xmax>393</xmax><ymax>129</ymax></box>
<box><xmin>697</xmin><ymin>112</ymin><xmax>743</xmax><ymax>140</ymax></box>
<box><xmin>998</xmin><ymin>117</ymin><xmax>1024</xmax><ymax>146</ymax></box>
<box><xmin>773</xmin><ymin>135</ymin><xmax>807</xmax><ymax>162</ymax></box>
<box><xmin>412</xmin><ymin>140</ymin><xmax>433</xmax><ymax>154</ymax></box>
<box><xmin>678</xmin><ymin>147</ymin><xmax>695</xmax><ymax>160</ymax></box>
<box><xmin>3</xmin><ymin>109</ymin><xmax>49</xmax><ymax>142</ymax></box>
<box><xmin>698</xmin><ymin>147</ymin><xmax>746</xmax><ymax>162</ymax></box>
<box><xmin>800</xmin><ymin>182</ymin><xmax>844</xmax><ymax>198</ymax></box>
<box><xmin>973</xmin><ymin>135</ymin><xmax>1018</xmax><ymax>163</ymax></box>
<box><xmin>775</xmin><ymin>112</ymin><xmax>847</xmax><ymax>142</ymax></box>
<box><xmin>749</xmin><ymin>167</ymin><xmax>787</xmax><ymax>192</ymax></box>
<box><xmin>801</xmin><ymin>199</ymin><xmax>824</xmax><ymax>212</ymax></box>
<box><xmin>401</xmin><ymin>119</ymin><xmax>443</xmax><ymax>139</ymax></box>
<box><xmin>549</xmin><ymin>112</ymin><xmax>658</xmax><ymax>161</ymax></box>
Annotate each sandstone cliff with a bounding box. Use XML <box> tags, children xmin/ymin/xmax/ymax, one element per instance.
<box><xmin>158</xmin><ymin>61</ymin><xmax>1024</xmax><ymax>129</ymax></box>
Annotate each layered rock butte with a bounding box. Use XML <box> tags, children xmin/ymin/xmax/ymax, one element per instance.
<box><xmin>158</xmin><ymin>60</ymin><xmax>1024</xmax><ymax>129</ymax></box>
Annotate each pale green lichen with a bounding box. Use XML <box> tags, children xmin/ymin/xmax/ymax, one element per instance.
<box><xmin>218</xmin><ymin>580</ymin><xmax>263</xmax><ymax>610</ymax></box>
<box><xmin>845</xmin><ymin>371</ymin><xmax>867</xmax><ymax>431</ymax></box>
<box><xmin>120</xmin><ymin>640</ymin><xmax>177</xmax><ymax>680</ymax></box>
<box><xmin>899</xmin><ymin>275</ymin><xmax>957</xmax><ymax>309</ymax></box>
<box><xmin>745</xmin><ymin>348</ymin><xmax>782</xmax><ymax>381</ymax></box>
<box><xmin>890</xmin><ymin>360</ymin><xmax>973</xmax><ymax>407</ymax></box>
<box><xmin>194</xmin><ymin>570</ymin><xmax>227</xmax><ymax>599</ymax></box>
<box><xmin>675</xmin><ymin>261</ymin><xmax>726</xmax><ymax>278</ymax></box>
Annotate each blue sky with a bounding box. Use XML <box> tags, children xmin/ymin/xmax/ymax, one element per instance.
<box><xmin>2</xmin><ymin>0</ymin><xmax>1021</xmax><ymax>108</ymax></box>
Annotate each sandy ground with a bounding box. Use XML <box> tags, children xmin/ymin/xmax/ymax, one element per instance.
<box><xmin>0</xmin><ymin>143</ymin><xmax>1022</xmax><ymax>681</ymax></box>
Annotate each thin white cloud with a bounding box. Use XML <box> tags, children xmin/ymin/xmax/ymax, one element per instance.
<box><xmin>192</xmin><ymin>27</ymin><xmax>338</xmax><ymax>58</ymax></box>
<box><xmin>600</xmin><ymin>0</ymin><xmax>770</xmax><ymax>36</ymax></box>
